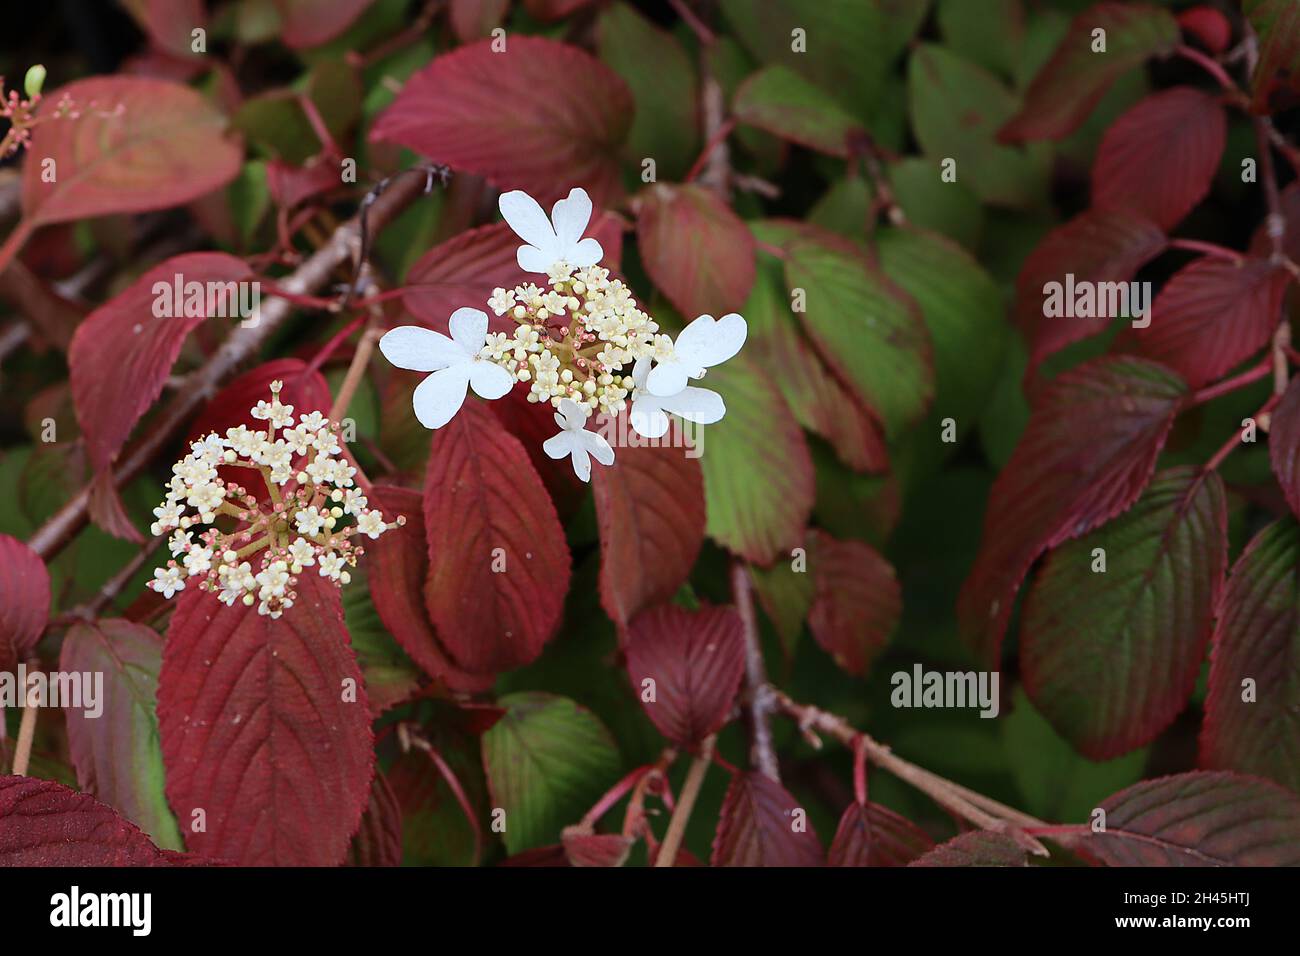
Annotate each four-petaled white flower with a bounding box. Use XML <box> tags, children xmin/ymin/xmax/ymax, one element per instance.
<box><xmin>499</xmin><ymin>187</ymin><xmax>603</xmax><ymax>274</ymax></box>
<box><xmin>646</xmin><ymin>312</ymin><xmax>748</xmax><ymax>397</ymax></box>
<box><xmin>543</xmin><ymin>399</ymin><xmax>615</xmax><ymax>482</ymax></box>
<box><xmin>628</xmin><ymin>357</ymin><xmax>726</xmax><ymax>439</ymax></box>
<box><xmin>379</xmin><ymin>307</ymin><xmax>514</xmax><ymax>429</ymax></box>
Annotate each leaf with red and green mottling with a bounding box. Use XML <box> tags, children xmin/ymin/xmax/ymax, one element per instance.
<box><xmin>637</xmin><ymin>183</ymin><xmax>755</xmax><ymax>320</ymax></box>
<box><xmin>1016</xmin><ymin>209</ymin><xmax>1166</xmax><ymax>370</ymax></box>
<box><xmin>0</xmin><ymin>776</ymin><xmax>170</xmax><ymax>866</ymax></box>
<box><xmin>423</xmin><ymin>402</ymin><xmax>570</xmax><ymax>675</ymax></box>
<box><xmin>274</xmin><ymin>0</ymin><xmax>374</xmax><ymax>48</ymax></box>
<box><xmin>592</xmin><ymin>437</ymin><xmax>704</xmax><ymax>632</ymax></box>
<box><xmin>999</xmin><ymin>3</ymin><xmax>1180</xmax><ymax>142</ymax></box>
<box><xmin>371</xmin><ymin>37</ymin><xmax>632</xmax><ymax>207</ymax></box>
<box><xmin>909</xmin><ymin>831</ymin><xmax>1028</xmax><ymax>867</ymax></box>
<box><xmin>829</xmin><ymin>802</ymin><xmax>935</xmax><ymax>866</ymax></box>
<box><xmin>1127</xmin><ymin>257</ymin><xmax>1289</xmax><ymax>390</ymax></box>
<box><xmin>625</xmin><ymin>604</ymin><xmax>745</xmax><ymax>747</ymax></box>
<box><xmin>807</xmin><ymin>530</ymin><xmax>900</xmax><ymax>678</ymax></box>
<box><xmin>1270</xmin><ymin>379</ymin><xmax>1300</xmax><ymax>521</ymax></box>
<box><xmin>348</xmin><ymin>770</ymin><xmax>403</xmax><ymax>867</ymax></box>
<box><xmin>712</xmin><ymin>771</ymin><xmax>824</xmax><ymax>866</ymax></box>
<box><xmin>785</xmin><ymin>233</ymin><xmax>933</xmax><ymax>438</ymax></box>
<box><xmin>958</xmin><ymin>357</ymin><xmax>1187</xmax><ymax>664</ymax></box>
<box><xmin>1200</xmin><ymin>519</ymin><xmax>1300</xmax><ymax>793</ymax></box>
<box><xmin>365</xmin><ymin>485</ymin><xmax>493</xmax><ymax>694</ymax></box>
<box><xmin>70</xmin><ymin>253</ymin><xmax>252</xmax><ymax>473</ymax></box>
<box><xmin>0</xmin><ymin>534</ymin><xmax>49</xmax><ymax>674</ymax></box>
<box><xmin>158</xmin><ymin>575</ymin><xmax>374</xmax><ymax>866</ymax></box>
<box><xmin>482</xmin><ymin>692</ymin><xmax>620</xmax><ymax>854</ymax></box>
<box><xmin>1091</xmin><ymin>88</ymin><xmax>1226</xmax><ymax>231</ymax></box>
<box><xmin>1247</xmin><ymin>0</ymin><xmax>1300</xmax><ymax>112</ymax></box>
<box><xmin>749</xmin><ymin>556</ymin><xmax>814</xmax><ymax>656</ymax></box>
<box><xmin>699</xmin><ymin>355</ymin><xmax>815</xmax><ymax>565</ymax></box>
<box><xmin>734</xmin><ymin>65</ymin><xmax>864</xmax><ymax>158</ymax></box>
<box><xmin>1084</xmin><ymin>772</ymin><xmax>1300</xmax><ymax>865</ymax></box>
<box><xmin>1021</xmin><ymin>467</ymin><xmax>1227</xmax><ymax>760</ymax></box>
<box><xmin>562</xmin><ymin>824</ymin><xmax>633</xmax><ymax>867</ymax></box>
<box><xmin>60</xmin><ymin>619</ymin><xmax>184</xmax><ymax>851</ymax></box>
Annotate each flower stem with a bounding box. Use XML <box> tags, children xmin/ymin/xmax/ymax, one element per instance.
<box><xmin>654</xmin><ymin>735</ymin><xmax>714</xmax><ymax>867</ymax></box>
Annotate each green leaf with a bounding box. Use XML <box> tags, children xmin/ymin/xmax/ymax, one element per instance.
<box><xmin>733</xmin><ymin>65</ymin><xmax>864</xmax><ymax>157</ymax></box>
<box><xmin>937</xmin><ymin>0</ymin><xmax>1026</xmax><ymax>80</ymax></box>
<box><xmin>888</xmin><ymin>158</ymin><xmax>985</xmax><ymax>251</ymax></box>
<box><xmin>340</xmin><ymin>569</ymin><xmax>422</xmax><ymax>717</ymax></box>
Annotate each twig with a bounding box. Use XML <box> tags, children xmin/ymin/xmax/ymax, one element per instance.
<box><xmin>731</xmin><ymin>561</ymin><xmax>779</xmax><ymax>781</ymax></box>
<box><xmin>11</xmin><ymin>663</ymin><xmax>39</xmax><ymax>776</ymax></box>
<box><xmin>329</xmin><ymin>326</ymin><xmax>382</xmax><ymax>422</ymax></box>
<box><xmin>655</xmin><ymin>735</ymin><xmax>714</xmax><ymax>867</ymax></box>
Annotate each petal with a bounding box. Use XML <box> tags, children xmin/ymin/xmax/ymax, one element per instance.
<box><xmin>629</xmin><ymin>396</ymin><xmax>670</xmax><ymax>438</ymax></box>
<box><xmin>467</xmin><ymin>359</ymin><xmax>515</xmax><ymax>400</ymax></box>
<box><xmin>660</xmin><ymin>386</ymin><xmax>726</xmax><ymax>425</ymax></box>
<box><xmin>569</xmin><ymin>442</ymin><xmax>592</xmax><ymax>482</ymax></box>
<box><xmin>675</xmin><ymin>312</ymin><xmax>748</xmax><ymax>371</ymax></box>
<box><xmin>569</xmin><ymin>237</ymin><xmax>604</xmax><ymax>268</ymax></box>
<box><xmin>411</xmin><ymin>366</ymin><xmax>472</xmax><ymax>429</ymax></box>
<box><xmin>557</xmin><ymin>398</ymin><xmax>586</xmax><ymax>429</ymax></box>
<box><xmin>378</xmin><ymin>326</ymin><xmax>464</xmax><ymax>372</ymax></box>
<box><xmin>499</xmin><ymin>190</ymin><xmax>559</xmax><ymax>253</ymax></box>
<box><xmin>632</xmin><ymin>355</ymin><xmax>652</xmax><ymax>389</ymax></box>
<box><xmin>448</xmin><ymin>307</ymin><xmax>489</xmax><ymax>354</ymax></box>
<box><xmin>517</xmin><ymin>245</ymin><xmax>554</xmax><ymax>274</ymax></box>
<box><xmin>550</xmin><ymin>187</ymin><xmax>593</xmax><ymax>247</ymax></box>
<box><xmin>543</xmin><ymin>431</ymin><xmax>574</xmax><ymax>460</ymax></box>
<box><xmin>583</xmin><ymin>430</ymin><xmax>615</xmax><ymax>467</ymax></box>
<box><xmin>645</xmin><ymin>359</ymin><xmax>690</xmax><ymax>398</ymax></box>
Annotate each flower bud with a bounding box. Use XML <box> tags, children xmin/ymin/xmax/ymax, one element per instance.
<box><xmin>24</xmin><ymin>65</ymin><xmax>45</xmax><ymax>98</ymax></box>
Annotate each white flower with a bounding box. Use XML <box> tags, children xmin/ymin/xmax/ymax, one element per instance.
<box><xmin>379</xmin><ymin>308</ymin><xmax>514</xmax><ymax>429</ymax></box>
<box><xmin>295</xmin><ymin>506</ymin><xmax>327</xmax><ymax>537</ymax></box>
<box><xmin>646</xmin><ymin>312</ymin><xmax>748</xmax><ymax>397</ymax></box>
<box><xmin>288</xmin><ymin>537</ymin><xmax>316</xmax><ymax>567</ymax></box>
<box><xmin>499</xmin><ymin>187</ymin><xmax>603</xmax><ymax>274</ymax></box>
<box><xmin>628</xmin><ymin>357</ymin><xmax>726</xmax><ymax>439</ymax></box>
<box><xmin>149</xmin><ymin>566</ymin><xmax>185</xmax><ymax>599</ymax></box>
<box><xmin>318</xmin><ymin>551</ymin><xmax>345</xmax><ymax>580</ymax></box>
<box><xmin>543</xmin><ymin>399</ymin><xmax>615</xmax><ymax>482</ymax></box>
<box><xmin>182</xmin><ymin>546</ymin><xmax>214</xmax><ymax>577</ymax></box>
<box><xmin>356</xmin><ymin>511</ymin><xmax>386</xmax><ymax>539</ymax></box>
<box><xmin>168</xmin><ymin>529</ymin><xmax>193</xmax><ymax>557</ymax></box>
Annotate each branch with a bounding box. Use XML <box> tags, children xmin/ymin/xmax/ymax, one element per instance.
<box><xmin>654</xmin><ymin>735</ymin><xmax>713</xmax><ymax>867</ymax></box>
<box><xmin>730</xmin><ymin>561</ymin><xmax>780</xmax><ymax>781</ymax></box>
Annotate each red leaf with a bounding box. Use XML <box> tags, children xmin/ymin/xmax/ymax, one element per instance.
<box><xmin>957</xmin><ymin>357</ymin><xmax>1187</xmax><ymax>663</ymax></box>
<box><xmin>807</xmin><ymin>530</ymin><xmax>901</xmax><ymax>678</ymax></box>
<box><xmin>422</xmin><ymin>401</ymin><xmax>570</xmax><ymax>674</ymax></box>
<box><xmin>1091</xmin><ymin>88</ymin><xmax>1226</xmax><ymax>231</ymax></box>
<box><xmin>828</xmin><ymin>802</ymin><xmax>935</xmax><ymax>866</ymax></box>
<box><xmin>21</xmin><ymin>77</ymin><xmax>242</xmax><ymax>228</ymax></box>
<box><xmin>909</xmin><ymin>831</ymin><xmax>1028</xmax><ymax>867</ymax></box>
<box><xmin>274</xmin><ymin>0</ymin><xmax>375</xmax><ymax>49</ymax></box>
<box><xmin>371</xmin><ymin>37</ymin><xmax>633</xmax><ymax>207</ymax></box>
<box><xmin>1179</xmin><ymin>6</ymin><xmax>1232</xmax><ymax>54</ymax></box>
<box><xmin>1248</xmin><ymin>0</ymin><xmax>1300</xmax><ymax>113</ymax></box>
<box><xmin>637</xmin><ymin>183</ymin><xmax>757</xmax><ymax>319</ymax></box>
<box><xmin>999</xmin><ymin>3</ymin><xmax>1181</xmax><ymax>143</ymax></box>
<box><xmin>87</xmin><ymin>469</ymin><xmax>144</xmax><ymax>544</ymax></box>
<box><xmin>592</xmin><ymin>438</ymin><xmax>705</xmax><ymax>631</ymax></box>
<box><xmin>625</xmin><ymin>604</ymin><xmax>745</xmax><ymax>747</ymax></box>
<box><xmin>1016</xmin><ymin>208</ymin><xmax>1166</xmax><ymax>371</ymax></box>
<box><xmin>121</xmin><ymin>0</ymin><xmax>208</xmax><ymax>59</ymax></box>
<box><xmin>0</xmin><ymin>776</ymin><xmax>169</xmax><ymax>866</ymax></box>
<box><xmin>158</xmin><ymin>575</ymin><xmax>374</xmax><ymax>866</ymax></box>
<box><xmin>1270</xmin><ymin>379</ymin><xmax>1300</xmax><ymax>521</ymax></box>
<box><xmin>1200</xmin><ymin>519</ymin><xmax>1300</xmax><ymax>792</ymax></box>
<box><xmin>1128</xmin><ymin>256</ymin><xmax>1289</xmax><ymax>389</ymax></box>
<box><xmin>449</xmin><ymin>0</ymin><xmax>510</xmax><ymax>43</ymax></box>
<box><xmin>364</xmin><ymin>485</ymin><xmax>494</xmax><ymax>694</ymax></box>
<box><xmin>561</xmin><ymin>824</ymin><xmax>633</xmax><ymax>867</ymax></box>
<box><xmin>348</xmin><ymin>770</ymin><xmax>403</xmax><ymax>867</ymax></box>
<box><xmin>490</xmin><ymin>386</ymin><xmax>588</xmax><ymax>511</ymax></box>
<box><xmin>70</xmin><ymin>252</ymin><xmax>252</xmax><ymax>473</ymax></box>
<box><xmin>0</xmin><ymin>534</ymin><xmax>50</xmax><ymax>673</ymax></box>
<box><xmin>711</xmin><ymin>771</ymin><xmax>824</xmax><ymax>866</ymax></box>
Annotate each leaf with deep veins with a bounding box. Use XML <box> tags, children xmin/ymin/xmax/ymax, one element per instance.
<box><xmin>712</xmin><ymin>771</ymin><xmax>824</xmax><ymax>866</ymax></box>
<box><xmin>0</xmin><ymin>776</ymin><xmax>170</xmax><ymax>866</ymax></box>
<box><xmin>0</xmin><ymin>534</ymin><xmax>50</xmax><ymax>674</ymax></box>
<box><xmin>829</xmin><ymin>802</ymin><xmax>934</xmax><ymax>866</ymax></box>
<box><xmin>910</xmin><ymin>831</ymin><xmax>1028</xmax><ymax>867</ymax></box>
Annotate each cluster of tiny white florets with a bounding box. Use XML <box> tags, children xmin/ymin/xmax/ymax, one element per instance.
<box><xmin>482</xmin><ymin>263</ymin><xmax>674</xmax><ymax>415</ymax></box>
<box><xmin>147</xmin><ymin>381</ymin><xmax>404</xmax><ymax>618</ymax></box>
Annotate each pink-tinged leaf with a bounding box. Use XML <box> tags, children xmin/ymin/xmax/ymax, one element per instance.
<box><xmin>711</xmin><ymin>771</ymin><xmax>824</xmax><ymax>866</ymax></box>
<box><xmin>70</xmin><ymin>253</ymin><xmax>252</xmax><ymax>473</ymax></box>
<box><xmin>999</xmin><ymin>3</ymin><xmax>1181</xmax><ymax>143</ymax></box>
<box><xmin>21</xmin><ymin>77</ymin><xmax>242</xmax><ymax>227</ymax></box>
<box><xmin>733</xmin><ymin>64</ymin><xmax>864</xmax><ymax>158</ymax></box>
<box><xmin>957</xmin><ymin>357</ymin><xmax>1187</xmax><ymax>664</ymax></box>
<box><xmin>561</xmin><ymin>824</ymin><xmax>633</xmax><ymax>867</ymax></box>
<box><xmin>371</xmin><ymin>37</ymin><xmax>632</xmax><ymax>207</ymax></box>
<box><xmin>1085</xmin><ymin>771</ymin><xmax>1300</xmax><ymax>865</ymax></box>
<box><xmin>0</xmin><ymin>776</ymin><xmax>169</xmax><ymax>866</ymax></box>
<box><xmin>1016</xmin><ymin>209</ymin><xmax>1166</xmax><ymax>370</ymax></box>
<box><xmin>1200</xmin><ymin>519</ymin><xmax>1300</xmax><ymax>792</ymax></box>
<box><xmin>348</xmin><ymin>771</ymin><xmax>403</xmax><ymax>867</ymax></box>
<box><xmin>625</xmin><ymin>604</ymin><xmax>745</xmax><ymax>747</ymax></box>
<box><xmin>1127</xmin><ymin>256</ymin><xmax>1289</xmax><ymax>389</ymax></box>
<box><xmin>423</xmin><ymin>401</ymin><xmax>570</xmax><ymax>674</ymax></box>
<box><xmin>1021</xmin><ymin>467</ymin><xmax>1227</xmax><ymax>759</ymax></box>
<box><xmin>365</xmin><ymin>485</ymin><xmax>494</xmax><ymax>694</ymax></box>
<box><xmin>158</xmin><ymin>575</ymin><xmax>374</xmax><ymax>866</ymax></box>
<box><xmin>1247</xmin><ymin>0</ymin><xmax>1300</xmax><ymax>113</ymax></box>
<box><xmin>1270</xmin><ymin>380</ymin><xmax>1300</xmax><ymax>521</ymax></box>
<box><xmin>1179</xmin><ymin>6</ymin><xmax>1232</xmax><ymax>55</ymax></box>
<box><xmin>87</xmin><ymin>469</ymin><xmax>144</xmax><ymax>544</ymax></box>
<box><xmin>807</xmin><ymin>530</ymin><xmax>900</xmax><ymax>678</ymax></box>
<box><xmin>637</xmin><ymin>183</ymin><xmax>756</xmax><ymax>320</ymax></box>
<box><xmin>449</xmin><ymin>0</ymin><xmax>510</xmax><ymax>42</ymax></box>
<box><xmin>120</xmin><ymin>0</ymin><xmax>207</xmax><ymax>58</ymax></box>
<box><xmin>909</xmin><ymin>831</ymin><xmax>1028</xmax><ymax>867</ymax></box>
<box><xmin>592</xmin><ymin>438</ymin><xmax>705</xmax><ymax>631</ymax></box>
<box><xmin>60</xmin><ymin>619</ymin><xmax>185</xmax><ymax>851</ymax></box>
<box><xmin>829</xmin><ymin>802</ymin><xmax>935</xmax><ymax>866</ymax></box>
<box><xmin>0</xmin><ymin>534</ymin><xmax>50</xmax><ymax>674</ymax></box>
<box><xmin>1091</xmin><ymin>88</ymin><xmax>1226</xmax><ymax>231</ymax></box>
<box><xmin>274</xmin><ymin>0</ymin><xmax>375</xmax><ymax>48</ymax></box>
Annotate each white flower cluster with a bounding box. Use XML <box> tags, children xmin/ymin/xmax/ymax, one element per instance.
<box><xmin>147</xmin><ymin>381</ymin><xmax>404</xmax><ymax>618</ymax></box>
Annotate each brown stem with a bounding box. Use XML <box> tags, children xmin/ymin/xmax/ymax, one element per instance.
<box><xmin>731</xmin><ymin>561</ymin><xmax>780</xmax><ymax>781</ymax></box>
<box><xmin>329</xmin><ymin>326</ymin><xmax>381</xmax><ymax>422</ymax></box>
<box><xmin>11</xmin><ymin>665</ymin><xmax>39</xmax><ymax>776</ymax></box>
<box><xmin>655</xmin><ymin>735</ymin><xmax>714</xmax><ymax>867</ymax></box>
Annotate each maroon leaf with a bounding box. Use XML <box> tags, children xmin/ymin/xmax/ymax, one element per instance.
<box><xmin>957</xmin><ymin>357</ymin><xmax>1187</xmax><ymax>664</ymax></box>
<box><xmin>422</xmin><ymin>400</ymin><xmax>570</xmax><ymax>674</ymax></box>
<box><xmin>1200</xmin><ymin>519</ymin><xmax>1300</xmax><ymax>792</ymax></box>
<box><xmin>158</xmin><ymin>575</ymin><xmax>374</xmax><ymax>866</ymax></box>
<box><xmin>561</xmin><ymin>824</ymin><xmax>633</xmax><ymax>867</ymax></box>
<box><xmin>120</xmin><ymin>0</ymin><xmax>208</xmax><ymax>59</ymax></box>
<box><xmin>828</xmin><ymin>802</ymin><xmax>935</xmax><ymax>866</ymax></box>
<box><xmin>348</xmin><ymin>770</ymin><xmax>403</xmax><ymax>867</ymax></box>
<box><xmin>1085</xmin><ymin>771</ymin><xmax>1300</xmax><ymax>865</ymax></box>
<box><xmin>0</xmin><ymin>534</ymin><xmax>50</xmax><ymax>674</ymax></box>
<box><xmin>449</xmin><ymin>0</ymin><xmax>510</xmax><ymax>42</ymax></box>
<box><xmin>1270</xmin><ymin>379</ymin><xmax>1300</xmax><ymax>521</ymax></box>
<box><xmin>592</xmin><ymin>438</ymin><xmax>705</xmax><ymax>632</ymax></box>
<box><xmin>1128</xmin><ymin>256</ymin><xmax>1290</xmax><ymax>389</ymax></box>
<box><xmin>275</xmin><ymin>0</ymin><xmax>375</xmax><ymax>49</ymax></box>
<box><xmin>711</xmin><ymin>771</ymin><xmax>824</xmax><ymax>866</ymax></box>
<box><xmin>625</xmin><ymin>604</ymin><xmax>745</xmax><ymax>747</ymax></box>
<box><xmin>1248</xmin><ymin>0</ymin><xmax>1300</xmax><ymax>113</ymax></box>
<box><xmin>371</xmin><ymin>37</ymin><xmax>633</xmax><ymax>207</ymax></box>
<box><xmin>807</xmin><ymin>530</ymin><xmax>901</xmax><ymax>678</ymax></box>
<box><xmin>1179</xmin><ymin>6</ymin><xmax>1232</xmax><ymax>55</ymax></box>
<box><xmin>1091</xmin><ymin>88</ymin><xmax>1226</xmax><ymax>231</ymax></box>
<box><xmin>909</xmin><ymin>831</ymin><xmax>1028</xmax><ymax>867</ymax></box>
<box><xmin>0</xmin><ymin>776</ymin><xmax>169</xmax><ymax>866</ymax></box>
<box><xmin>70</xmin><ymin>252</ymin><xmax>252</xmax><ymax>472</ymax></box>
